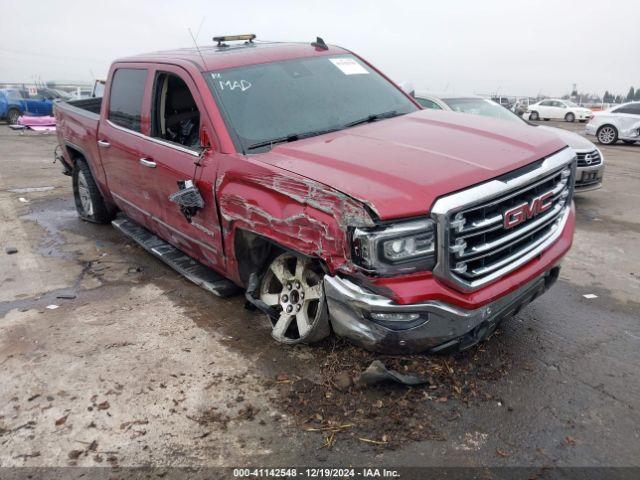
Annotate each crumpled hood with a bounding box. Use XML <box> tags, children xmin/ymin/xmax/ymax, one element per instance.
<box><xmin>257</xmin><ymin>109</ymin><xmax>567</xmax><ymax>220</ymax></box>
<box><xmin>536</xmin><ymin>125</ymin><xmax>596</xmax><ymax>151</ymax></box>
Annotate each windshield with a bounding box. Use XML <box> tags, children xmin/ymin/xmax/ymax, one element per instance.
<box><xmin>208</xmin><ymin>54</ymin><xmax>418</xmax><ymax>153</ymax></box>
<box><xmin>442</xmin><ymin>97</ymin><xmax>525</xmax><ymax>125</ymax></box>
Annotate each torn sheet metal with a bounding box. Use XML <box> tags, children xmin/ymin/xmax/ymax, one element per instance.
<box><xmin>357</xmin><ymin>360</ymin><xmax>429</xmax><ymax>386</ymax></box>
<box><xmin>218</xmin><ymin>171</ymin><xmax>375</xmax><ymax>229</ymax></box>
<box><xmin>217</xmin><ymin>167</ymin><xmax>375</xmax><ymax>273</ymax></box>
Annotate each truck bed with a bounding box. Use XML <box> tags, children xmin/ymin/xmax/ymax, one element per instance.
<box><xmin>54</xmin><ymin>97</ymin><xmax>104</xmax><ymax>184</ymax></box>
<box><xmin>57</xmin><ymin>97</ymin><xmax>102</xmax><ymax>117</ymax></box>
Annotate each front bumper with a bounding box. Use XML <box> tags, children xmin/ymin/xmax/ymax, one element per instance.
<box><xmin>324</xmin><ymin>267</ymin><xmax>560</xmax><ymax>354</ymax></box>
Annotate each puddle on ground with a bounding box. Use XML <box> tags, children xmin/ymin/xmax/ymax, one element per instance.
<box><xmin>19</xmin><ymin>197</ymin><xmax>117</xmax><ymax>259</ymax></box>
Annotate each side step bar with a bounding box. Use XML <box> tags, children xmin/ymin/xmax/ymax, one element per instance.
<box><xmin>112</xmin><ymin>216</ymin><xmax>240</xmax><ymax>298</ymax></box>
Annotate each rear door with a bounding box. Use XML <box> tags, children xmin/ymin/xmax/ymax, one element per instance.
<box><xmin>24</xmin><ymin>87</ymin><xmax>46</xmax><ymax>115</ymax></box>
<box><xmin>536</xmin><ymin>100</ymin><xmax>552</xmax><ymax>118</ymax></box>
<box><xmin>97</xmin><ymin>65</ymin><xmax>157</xmax><ymax>229</ymax></box>
<box><xmin>613</xmin><ymin>103</ymin><xmax>640</xmax><ymax>135</ymax></box>
<box><xmin>135</xmin><ymin>65</ymin><xmax>225</xmax><ymax>269</ymax></box>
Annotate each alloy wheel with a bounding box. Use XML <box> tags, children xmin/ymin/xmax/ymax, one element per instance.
<box><xmin>259</xmin><ymin>253</ymin><xmax>325</xmax><ymax>343</ymax></box>
<box><xmin>598</xmin><ymin>126</ymin><xmax>617</xmax><ymax>145</ymax></box>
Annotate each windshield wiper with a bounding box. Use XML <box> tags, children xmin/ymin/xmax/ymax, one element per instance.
<box><xmin>246</xmin><ymin>126</ymin><xmax>342</xmax><ymax>151</ymax></box>
<box><xmin>246</xmin><ymin>110</ymin><xmax>401</xmax><ymax>152</ymax></box>
<box><xmin>342</xmin><ymin>110</ymin><xmax>400</xmax><ymax>128</ymax></box>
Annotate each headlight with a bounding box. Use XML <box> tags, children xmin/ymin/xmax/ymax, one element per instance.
<box><xmin>352</xmin><ymin>219</ymin><xmax>436</xmax><ymax>275</ymax></box>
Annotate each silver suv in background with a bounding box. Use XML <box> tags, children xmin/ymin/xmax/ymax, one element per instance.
<box><xmin>585</xmin><ymin>102</ymin><xmax>640</xmax><ymax>145</ymax></box>
<box><xmin>415</xmin><ymin>93</ymin><xmax>605</xmax><ymax>192</ymax></box>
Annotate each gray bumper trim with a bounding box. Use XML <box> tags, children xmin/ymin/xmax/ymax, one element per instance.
<box><xmin>324</xmin><ymin>268</ymin><xmax>559</xmax><ymax>354</ymax></box>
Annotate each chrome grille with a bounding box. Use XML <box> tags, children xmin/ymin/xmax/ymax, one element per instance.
<box><xmin>576</xmin><ymin>149</ymin><xmax>601</xmax><ymax>167</ymax></box>
<box><xmin>431</xmin><ymin>148</ymin><xmax>576</xmax><ymax>292</ymax></box>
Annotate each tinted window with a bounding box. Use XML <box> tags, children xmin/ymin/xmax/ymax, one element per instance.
<box><xmin>208</xmin><ymin>55</ymin><xmax>418</xmax><ymax>152</ymax></box>
<box><xmin>540</xmin><ymin>100</ymin><xmax>553</xmax><ymax>106</ymax></box>
<box><xmin>615</xmin><ymin>104</ymin><xmax>640</xmax><ymax>115</ymax></box>
<box><xmin>108</xmin><ymin>68</ymin><xmax>147</xmax><ymax>132</ymax></box>
<box><xmin>416</xmin><ymin>97</ymin><xmax>442</xmax><ymax>110</ymax></box>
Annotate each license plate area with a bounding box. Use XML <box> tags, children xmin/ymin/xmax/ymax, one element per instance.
<box><xmin>581</xmin><ymin>170</ymin><xmax>598</xmax><ymax>182</ymax></box>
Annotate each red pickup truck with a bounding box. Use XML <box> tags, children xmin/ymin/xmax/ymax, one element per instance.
<box><xmin>54</xmin><ymin>35</ymin><xmax>576</xmax><ymax>353</ymax></box>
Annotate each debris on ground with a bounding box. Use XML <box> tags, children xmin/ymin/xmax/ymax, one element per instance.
<box><xmin>54</xmin><ymin>415</ymin><xmax>68</xmax><ymax>426</ymax></box>
<box><xmin>357</xmin><ymin>360</ymin><xmax>429</xmax><ymax>386</ymax></box>
<box><xmin>274</xmin><ymin>338</ymin><xmax>511</xmax><ymax>450</ymax></box>
<box><xmin>5</xmin><ymin>246</ymin><xmax>18</xmax><ymax>254</ymax></box>
<box><xmin>56</xmin><ymin>293</ymin><xmax>77</xmax><ymax>300</ymax></box>
<box><xmin>582</xmin><ymin>293</ymin><xmax>598</xmax><ymax>299</ymax></box>
<box><xmin>45</xmin><ymin>304</ymin><xmax>59</xmax><ymax>310</ymax></box>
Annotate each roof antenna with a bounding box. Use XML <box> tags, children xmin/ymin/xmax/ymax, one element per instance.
<box><xmin>311</xmin><ymin>36</ymin><xmax>328</xmax><ymax>50</ymax></box>
<box><xmin>188</xmin><ymin>18</ymin><xmax>207</xmax><ymax>69</ymax></box>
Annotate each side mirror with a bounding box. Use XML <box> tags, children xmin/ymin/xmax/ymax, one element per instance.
<box><xmin>398</xmin><ymin>81</ymin><xmax>415</xmax><ymax>97</ymax></box>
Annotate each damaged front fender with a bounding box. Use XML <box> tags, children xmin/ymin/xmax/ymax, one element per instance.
<box><xmin>216</xmin><ymin>162</ymin><xmax>375</xmax><ymax>279</ymax></box>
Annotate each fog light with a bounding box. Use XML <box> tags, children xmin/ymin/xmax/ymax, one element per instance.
<box><xmin>369</xmin><ymin>312</ymin><xmax>429</xmax><ymax>331</ymax></box>
<box><xmin>371</xmin><ymin>312</ymin><xmax>420</xmax><ymax>322</ymax></box>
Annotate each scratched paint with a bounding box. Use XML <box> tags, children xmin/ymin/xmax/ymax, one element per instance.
<box><xmin>217</xmin><ymin>168</ymin><xmax>372</xmax><ymax>274</ymax></box>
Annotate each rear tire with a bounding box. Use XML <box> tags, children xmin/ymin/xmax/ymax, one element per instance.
<box><xmin>72</xmin><ymin>158</ymin><xmax>114</xmax><ymax>224</ymax></box>
<box><xmin>529</xmin><ymin>111</ymin><xmax>539</xmax><ymax>121</ymax></box>
<box><xmin>565</xmin><ymin>112</ymin><xmax>575</xmax><ymax>122</ymax></box>
<box><xmin>7</xmin><ymin>108</ymin><xmax>20</xmax><ymax>125</ymax></box>
<box><xmin>596</xmin><ymin>125</ymin><xmax>618</xmax><ymax>145</ymax></box>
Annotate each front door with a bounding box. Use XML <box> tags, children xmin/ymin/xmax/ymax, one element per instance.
<box><xmin>138</xmin><ymin>66</ymin><xmax>225</xmax><ymax>270</ymax></box>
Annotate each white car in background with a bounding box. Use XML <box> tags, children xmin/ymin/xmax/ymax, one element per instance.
<box><xmin>527</xmin><ymin>99</ymin><xmax>593</xmax><ymax>123</ymax></box>
<box><xmin>415</xmin><ymin>93</ymin><xmax>605</xmax><ymax>192</ymax></box>
<box><xmin>584</xmin><ymin>102</ymin><xmax>640</xmax><ymax>145</ymax></box>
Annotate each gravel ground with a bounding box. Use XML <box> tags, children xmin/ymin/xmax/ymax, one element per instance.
<box><xmin>0</xmin><ymin>121</ymin><xmax>639</xmax><ymax>471</ymax></box>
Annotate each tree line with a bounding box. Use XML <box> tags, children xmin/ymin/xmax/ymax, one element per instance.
<box><xmin>603</xmin><ymin>87</ymin><xmax>640</xmax><ymax>104</ymax></box>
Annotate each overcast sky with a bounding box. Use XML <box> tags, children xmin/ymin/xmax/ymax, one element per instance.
<box><xmin>2</xmin><ymin>0</ymin><xmax>638</xmax><ymax>97</ymax></box>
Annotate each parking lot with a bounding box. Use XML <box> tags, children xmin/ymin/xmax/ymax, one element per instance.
<box><xmin>0</xmin><ymin>121</ymin><xmax>639</xmax><ymax>469</ymax></box>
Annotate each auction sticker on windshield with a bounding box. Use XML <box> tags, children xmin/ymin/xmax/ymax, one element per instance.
<box><xmin>330</xmin><ymin>57</ymin><xmax>369</xmax><ymax>75</ymax></box>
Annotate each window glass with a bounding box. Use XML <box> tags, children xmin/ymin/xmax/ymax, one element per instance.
<box><xmin>208</xmin><ymin>54</ymin><xmax>418</xmax><ymax>152</ymax></box>
<box><xmin>540</xmin><ymin>100</ymin><xmax>552</xmax><ymax>106</ymax></box>
<box><xmin>108</xmin><ymin>68</ymin><xmax>147</xmax><ymax>132</ymax></box>
<box><xmin>151</xmin><ymin>73</ymin><xmax>200</xmax><ymax>149</ymax></box>
<box><xmin>416</xmin><ymin>97</ymin><xmax>442</xmax><ymax>110</ymax></box>
<box><xmin>6</xmin><ymin>90</ymin><xmax>23</xmax><ymax>101</ymax></box>
<box><xmin>626</xmin><ymin>104</ymin><xmax>640</xmax><ymax>115</ymax></box>
<box><xmin>442</xmin><ymin>98</ymin><xmax>523</xmax><ymax>124</ymax></box>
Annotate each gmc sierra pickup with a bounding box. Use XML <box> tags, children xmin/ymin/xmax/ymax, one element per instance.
<box><xmin>54</xmin><ymin>35</ymin><xmax>576</xmax><ymax>354</ymax></box>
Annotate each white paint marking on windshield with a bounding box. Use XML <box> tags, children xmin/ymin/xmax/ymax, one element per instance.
<box><xmin>218</xmin><ymin>79</ymin><xmax>252</xmax><ymax>92</ymax></box>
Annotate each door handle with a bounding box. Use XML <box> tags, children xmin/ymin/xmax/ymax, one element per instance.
<box><xmin>97</xmin><ymin>140</ymin><xmax>110</xmax><ymax>148</ymax></box>
<box><xmin>139</xmin><ymin>158</ymin><xmax>156</xmax><ymax>168</ymax></box>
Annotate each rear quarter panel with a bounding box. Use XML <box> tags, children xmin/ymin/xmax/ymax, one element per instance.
<box><xmin>54</xmin><ymin>102</ymin><xmax>110</xmax><ymax>197</ymax></box>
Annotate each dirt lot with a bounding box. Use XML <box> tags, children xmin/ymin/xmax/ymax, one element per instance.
<box><xmin>1</xmin><ymin>121</ymin><xmax>639</xmax><ymax>470</ymax></box>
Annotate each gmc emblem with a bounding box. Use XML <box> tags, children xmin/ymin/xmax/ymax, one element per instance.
<box><xmin>503</xmin><ymin>191</ymin><xmax>554</xmax><ymax>229</ymax></box>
